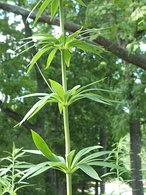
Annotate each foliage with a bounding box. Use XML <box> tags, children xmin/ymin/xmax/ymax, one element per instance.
<box><xmin>0</xmin><ymin>144</ymin><xmax>33</xmax><ymax>195</ymax></box>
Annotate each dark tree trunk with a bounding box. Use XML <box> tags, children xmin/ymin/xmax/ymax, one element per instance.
<box><xmin>95</xmin><ymin>181</ymin><xmax>99</xmax><ymax>195</ymax></box>
<box><xmin>130</xmin><ymin>119</ymin><xmax>144</xmax><ymax>195</ymax></box>
<box><xmin>22</xmin><ymin>16</ymin><xmax>45</xmax><ymax>137</ymax></box>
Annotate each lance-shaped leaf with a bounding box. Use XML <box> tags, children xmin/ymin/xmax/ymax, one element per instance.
<box><xmin>49</xmin><ymin>79</ymin><xmax>65</xmax><ymax>101</ymax></box>
<box><xmin>46</xmin><ymin>48</ymin><xmax>58</xmax><ymax>69</ymax></box>
<box><xmin>27</xmin><ymin>47</ymin><xmax>52</xmax><ymax>73</ymax></box>
<box><xmin>88</xmin><ymin>161</ymin><xmax>126</xmax><ymax>172</ymax></box>
<box><xmin>67</xmin><ymin>150</ymin><xmax>76</xmax><ymax>169</ymax></box>
<box><xmin>28</xmin><ymin>165</ymin><xmax>51</xmax><ymax>178</ymax></box>
<box><xmin>19</xmin><ymin>162</ymin><xmax>51</xmax><ymax>182</ymax></box>
<box><xmin>68</xmin><ymin>40</ymin><xmax>101</xmax><ymax>56</ymax></box>
<box><xmin>48</xmin><ymin>161</ymin><xmax>68</xmax><ymax>173</ymax></box>
<box><xmin>32</xmin><ymin>34</ymin><xmax>58</xmax><ymax>43</ymax></box>
<box><xmin>64</xmin><ymin>49</ymin><xmax>71</xmax><ymax>67</ymax></box>
<box><xmin>71</xmin><ymin>146</ymin><xmax>102</xmax><ymax>169</ymax></box>
<box><xmin>65</xmin><ymin>28</ymin><xmax>82</xmax><ymax>45</ymax></box>
<box><xmin>80</xmin><ymin>93</ymin><xmax>112</xmax><ymax>105</ymax></box>
<box><xmin>64</xmin><ymin>85</ymin><xmax>81</xmax><ymax>104</ymax></box>
<box><xmin>51</xmin><ymin>0</ymin><xmax>59</xmax><ymax>20</ymax></box>
<box><xmin>19</xmin><ymin>94</ymin><xmax>54</xmax><ymax>125</ymax></box>
<box><xmin>31</xmin><ymin>130</ymin><xmax>57</xmax><ymax>161</ymax></box>
<box><xmin>78</xmin><ymin>151</ymin><xmax>115</xmax><ymax>164</ymax></box>
<box><xmin>77</xmin><ymin>164</ymin><xmax>101</xmax><ymax>180</ymax></box>
<box><xmin>33</xmin><ymin>0</ymin><xmax>52</xmax><ymax>26</ymax></box>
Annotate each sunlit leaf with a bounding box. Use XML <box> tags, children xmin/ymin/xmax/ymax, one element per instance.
<box><xmin>32</xmin><ymin>34</ymin><xmax>58</xmax><ymax>42</ymax></box>
<box><xmin>46</xmin><ymin>48</ymin><xmax>58</xmax><ymax>69</ymax></box>
<box><xmin>65</xmin><ymin>29</ymin><xmax>82</xmax><ymax>45</ymax></box>
<box><xmin>71</xmin><ymin>146</ymin><xmax>102</xmax><ymax>168</ymax></box>
<box><xmin>88</xmin><ymin>161</ymin><xmax>125</xmax><ymax>171</ymax></box>
<box><xmin>49</xmin><ymin>79</ymin><xmax>64</xmax><ymax>100</ymax></box>
<box><xmin>58</xmin><ymin>103</ymin><xmax>63</xmax><ymax>114</ymax></box>
<box><xmin>51</xmin><ymin>0</ymin><xmax>59</xmax><ymax>20</ymax></box>
<box><xmin>48</xmin><ymin>161</ymin><xmax>68</xmax><ymax>172</ymax></box>
<box><xmin>67</xmin><ymin>150</ymin><xmax>75</xmax><ymax>168</ymax></box>
<box><xmin>19</xmin><ymin>162</ymin><xmax>50</xmax><ymax>181</ymax></box>
<box><xmin>27</xmin><ymin>0</ymin><xmax>41</xmax><ymax>22</ymax></box>
<box><xmin>19</xmin><ymin>94</ymin><xmax>53</xmax><ymax>125</ymax></box>
<box><xmin>78</xmin><ymin>151</ymin><xmax>115</xmax><ymax>164</ymax></box>
<box><xmin>33</xmin><ymin>0</ymin><xmax>52</xmax><ymax>26</ymax></box>
<box><xmin>27</xmin><ymin>47</ymin><xmax>51</xmax><ymax>73</ymax></box>
<box><xmin>78</xmin><ymin>164</ymin><xmax>101</xmax><ymax>180</ymax></box>
<box><xmin>64</xmin><ymin>49</ymin><xmax>71</xmax><ymax>67</ymax></box>
<box><xmin>31</xmin><ymin>130</ymin><xmax>56</xmax><ymax>161</ymax></box>
<box><xmin>23</xmin><ymin>150</ymin><xmax>43</xmax><ymax>155</ymax></box>
<box><xmin>28</xmin><ymin>165</ymin><xmax>51</xmax><ymax>178</ymax></box>
<box><xmin>18</xmin><ymin>93</ymin><xmax>49</xmax><ymax>99</ymax></box>
<box><xmin>81</xmin><ymin>93</ymin><xmax>112</xmax><ymax>105</ymax></box>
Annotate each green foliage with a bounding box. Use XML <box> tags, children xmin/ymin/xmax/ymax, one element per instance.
<box><xmin>17</xmin><ymin>79</ymin><xmax>113</xmax><ymax>125</ymax></box>
<box><xmin>19</xmin><ymin>131</ymin><xmax>122</xmax><ymax>183</ymax></box>
<box><xmin>0</xmin><ymin>144</ymin><xmax>33</xmax><ymax>195</ymax></box>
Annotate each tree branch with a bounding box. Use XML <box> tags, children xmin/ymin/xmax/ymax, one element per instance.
<box><xmin>0</xmin><ymin>1</ymin><xmax>146</xmax><ymax>70</ymax></box>
<box><xmin>0</xmin><ymin>103</ymin><xmax>33</xmax><ymax>131</ymax></box>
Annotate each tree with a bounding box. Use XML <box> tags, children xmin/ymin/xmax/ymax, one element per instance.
<box><xmin>0</xmin><ymin>1</ymin><xmax>146</xmax><ymax>70</ymax></box>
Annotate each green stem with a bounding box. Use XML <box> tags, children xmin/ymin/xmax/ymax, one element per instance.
<box><xmin>59</xmin><ymin>1</ymin><xmax>72</xmax><ymax>195</ymax></box>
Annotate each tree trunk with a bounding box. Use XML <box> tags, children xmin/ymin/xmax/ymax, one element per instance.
<box><xmin>130</xmin><ymin>119</ymin><xmax>144</xmax><ymax>195</ymax></box>
<box><xmin>95</xmin><ymin>181</ymin><xmax>99</xmax><ymax>195</ymax></box>
<box><xmin>22</xmin><ymin>16</ymin><xmax>45</xmax><ymax>137</ymax></box>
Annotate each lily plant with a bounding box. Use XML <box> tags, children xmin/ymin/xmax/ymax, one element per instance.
<box><xmin>16</xmin><ymin>0</ymin><xmax>122</xmax><ymax>195</ymax></box>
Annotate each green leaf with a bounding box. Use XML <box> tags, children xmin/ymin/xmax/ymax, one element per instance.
<box><xmin>78</xmin><ymin>151</ymin><xmax>114</xmax><ymax>164</ymax></box>
<box><xmin>27</xmin><ymin>47</ymin><xmax>51</xmax><ymax>73</ymax></box>
<box><xmin>28</xmin><ymin>165</ymin><xmax>51</xmax><ymax>178</ymax></box>
<box><xmin>32</xmin><ymin>34</ymin><xmax>58</xmax><ymax>42</ymax></box>
<box><xmin>76</xmin><ymin>79</ymin><xmax>105</xmax><ymax>93</ymax></box>
<box><xmin>19</xmin><ymin>162</ymin><xmax>50</xmax><ymax>181</ymax></box>
<box><xmin>18</xmin><ymin>93</ymin><xmax>49</xmax><ymax>99</ymax></box>
<box><xmin>65</xmin><ymin>29</ymin><xmax>82</xmax><ymax>45</ymax></box>
<box><xmin>75</xmin><ymin>0</ymin><xmax>86</xmax><ymax>6</ymax></box>
<box><xmin>78</xmin><ymin>164</ymin><xmax>101</xmax><ymax>180</ymax></box>
<box><xmin>23</xmin><ymin>150</ymin><xmax>43</xmax><ymax>155</ymax></box>
<box><xmin>49</xmin><ymin>79</ymin><xmax>64</xmax><ymax>100</ymax></box>
<box><xmin>71</xmin><ymin>146</ymin><xmax>102</xmax><ymax>168</ymax></box>
<box><xmin>19</xmin><ymin>94</ymin><xmax>53</xmax><ymax>125</ymax></box>
<box><xmin>88</xmin><ymin>161</ymin><xmax>125</xmax><ymax>171</ymax></box>
<box><xmin>33</xmin><ymin>0</ymin><xmax>52</xmax><ymax>26</ymax></box>
<box><xmin>58</xmin><ymin>103</ymin><xmax>63</xmax><ymax>114</ymax></box>
<box><xmin>27</xmin><ymin>0</ymin><xmax>42</xmax><ymax>22</ymax></box>
<box><xmin>67</xmin><ymin>150</ymin><xmax>76</xmax><ymax>168</ymax></box>
<box><xmin>81</xmin><ymin>93</ymin><xmax>112</xmax><ymax>105</ymax></box>
<box><xmin>64</xmin><ymin>85</ymin><xmax>81</xmax><ymax>104</ymax></box>
<box><xmin>46</xmin><ymin>48</ymin><xmax>58</xmax><ymax>69</ymax></box>
<box><xmin>31</xmin><ymin>130</ymin><xmax>56</xmax><ymax>161</ymax></box>
<box><xmin>64</xmin><ymin>50</ymin><xmax>71</xmax><ymax>67</ymax></box>
<box><xmin>48</xmin><ymin>161</ymin><xmax>68</xmax><ymax>172</ymax></box>
<box><xmin>51</xmin><ymin>0</ymin><xmax>59</xmax><ymax>20</ymax></box>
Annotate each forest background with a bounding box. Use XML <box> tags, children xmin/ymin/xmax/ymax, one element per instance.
<box><xmin>0</xmin><ymin>0</ymin><xmax>146</xmax><ymax>195</ymax></box>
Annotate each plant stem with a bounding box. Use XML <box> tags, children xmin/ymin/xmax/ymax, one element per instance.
<box><xmin>59</xmin><ymin>0</ymin><xmax>72</xmax><ymax>195</ymax></box>
<box><xmin>11</xmin><ymin>147</ymin><xmax>15</xmax><ymax>193</ymax></box>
